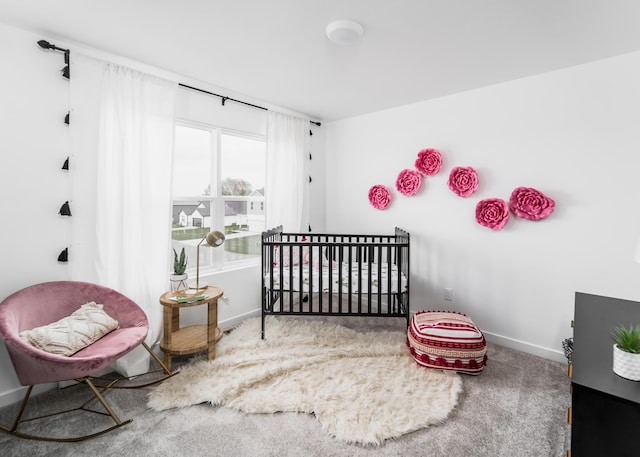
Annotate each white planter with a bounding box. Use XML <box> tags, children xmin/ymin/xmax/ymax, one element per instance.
<box><xmin>170</xmin><ymin>273</ymin><xmax>188</xmax><ymax>292</ymax></box>
<box><xmin>612</xmin><ymin>344</ymin><xmax>640</xmax><ymax>381</ymax></box>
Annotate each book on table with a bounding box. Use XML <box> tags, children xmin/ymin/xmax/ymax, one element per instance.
<box><xmin>171</xmin><ymin>291</ymin><xmax>208</xmax><ymax>303</ymax></box>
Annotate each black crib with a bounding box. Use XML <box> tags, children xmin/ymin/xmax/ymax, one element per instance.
<box><xmin>261</xmin><ymin>226</ymin><xmax>410</xmax><ymax>339</ymax></box>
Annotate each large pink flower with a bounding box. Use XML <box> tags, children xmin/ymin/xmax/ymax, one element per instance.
<box><xmin>448</xmin><ymin>166</ymin><xmax>478</xmax><ymax>197</ymax></box>
<box><xmin>476</xmin><ymin>198</ymin><xmax>509</xmax><ymax>230</ymax></box>
<box><xmin>396</xmin><ymin>169</ymin><xmax>422</xmax><ymax>196</ymax></box>
<box><xmin>509</xmin><ymin>187</ymin><xmax>555</xmax><ymax>221</ymax></box>
<box><xmin>415</xmin><ymin>148</ymin><xmax>442</xmax><ymax>176</ymax></box>
<box><xmin>368</xmin><ymin>184</ymin><xmax>391</xmax><ymax>210</ymax></box>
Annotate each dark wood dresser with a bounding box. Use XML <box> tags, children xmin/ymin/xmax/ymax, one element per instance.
<box><xmin>569</xmin><ymin>292</ymin><xmax>640</xmax><ymax>456</ymax></box>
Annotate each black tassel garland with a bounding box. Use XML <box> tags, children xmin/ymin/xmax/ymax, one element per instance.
<box><xmin>57</xmin><ymin>248</ymin><xmax>68</xmax><ymax>262</ymax></box>
<box><xmin>59</xmin><ymin>201</ymin><xmax>71</xmax><ymax>216</ymax></box>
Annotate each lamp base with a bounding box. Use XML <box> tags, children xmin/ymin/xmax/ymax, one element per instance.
<box><xmin>185</xmin><ymin>287</ymin><xmax>208</xmax><ymax>295</ymax></box>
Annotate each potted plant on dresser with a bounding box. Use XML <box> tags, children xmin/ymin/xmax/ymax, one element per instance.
<box><xmin>170</xmin><ymin>247</ymin><xmax>188</xmax><ymax>292</ymax></box>
<box><xmin>612</xmin><ymin>323</ymin><xmax>640</xmax><ymax>381</ymax></box>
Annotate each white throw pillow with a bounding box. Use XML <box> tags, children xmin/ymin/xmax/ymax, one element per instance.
<box><xmin>19</xmin><ymin>302</ymin><xmax>119</xmax><ymax>356</ymax></box>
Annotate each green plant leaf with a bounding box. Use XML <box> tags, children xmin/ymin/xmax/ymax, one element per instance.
<box><xmin>172</xmin><ymin>247</ymin><xmax>188</xmax><ymax>275</ymax></box>
<box><xmin>612</xmin><ymin>324</ymin><xmax>640</xmax><ymax>354</ymax></box>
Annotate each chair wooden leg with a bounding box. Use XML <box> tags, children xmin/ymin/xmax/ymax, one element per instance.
<box><xmin>143</xmin><ymin>341</ymin><xmax>173</xmax><ymax>376</ymax></box>
<box><xmin>0</xmin><ymin>385</ymin><xmax>33</xmax><ymax>434</ymax></box>
<box><xmin>0</xmin><ymin>381</ymin><xmax>131</xmax><ymax>442</ymax></box>
<box><xmin>83</xmin><ymin>377</ymin><xmax>124</xmax><ymax>424</ymax></box>
<box><xmin>90</xmin><ymin>342</ymin><xmax>179</xmax><ymax>389</ymax></box>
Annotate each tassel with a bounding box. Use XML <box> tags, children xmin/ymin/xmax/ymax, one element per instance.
<box><xmin>57</xmin><ymin>247</ymin><xmax>68</xmax><ymax>262</ymax></box>
<box><xmin>59</xmin><ymin>201</ymin><xmax>71</xmax><ymax>216</ymax></box>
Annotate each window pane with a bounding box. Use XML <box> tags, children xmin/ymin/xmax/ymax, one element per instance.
<box><xmin>220</xmin><ymin>133</ymin><xmax>266</xmax><ymax>264</ymax></box>
<box><xmin>172</xmin><ymin>126</ymin><xmax>214</xmax><ymax>278</ymax></box>
<box><xmin>173</xmin><ymin>125</ymin><xmax>212</xmax><ymax>197</ymax></box>
<box><xmin>171</xmin><ymin>202</ymin><xmax>212</xmax><ymax>279</ymax></box>
<box><xmin>221</xmin><ymin>133</ymin><xmax>265</xmax><ymax>197</ymax></box>
<box><xmin>223</xmin><ymin>198</ymin><xmax>263</xmax><ymax>262</ymax></box>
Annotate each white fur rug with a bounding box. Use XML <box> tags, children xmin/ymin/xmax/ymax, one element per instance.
<box><xmin>147</xmin><ymin>317</ymin><xmax>463</xmax><ymax>445</ymax></box>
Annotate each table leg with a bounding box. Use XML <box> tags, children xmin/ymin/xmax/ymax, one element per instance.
<box><xmin>162</xmin><ymin>307</ymin><xmax>179</xmax><ymax>372</ymax></box>
<box><xmin>207</xmin><ymin>299</ymin><xmax>218</xmax><ymax>360</ymax></box>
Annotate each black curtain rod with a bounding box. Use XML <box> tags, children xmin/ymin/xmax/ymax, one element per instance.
<box><xmin>178</xmin><ymin>83</ymin><xmax>321</xmax><ymax>127</ymax></box>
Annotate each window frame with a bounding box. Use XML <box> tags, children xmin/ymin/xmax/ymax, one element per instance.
<box><xmin>173</xmin><ymin>119</ymin><xmax>266</xmax><ymax>273</ymax></box>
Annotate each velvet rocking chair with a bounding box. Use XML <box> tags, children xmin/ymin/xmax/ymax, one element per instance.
<box><xmin>0</xmin><ymin>281</ymin><xmax>176</xmax><ymax>442</ymax></box>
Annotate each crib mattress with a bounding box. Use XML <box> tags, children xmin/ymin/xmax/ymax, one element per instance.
<box><xmin>265</xmin><ymin>263</ymin><xmax>407</xmax><ymax>294</ymax></box>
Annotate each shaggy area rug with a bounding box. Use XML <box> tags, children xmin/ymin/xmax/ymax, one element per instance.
<box><xmin>147</xmin><ymin>317</ymin><xmax>463</xmax><ymax>445</ymax></box>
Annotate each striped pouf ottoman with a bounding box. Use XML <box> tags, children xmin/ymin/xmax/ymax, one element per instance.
<box><xmin>407</xmin><ymin>310</ymin><xmax>487</xmax><ymax>375</ymax></box>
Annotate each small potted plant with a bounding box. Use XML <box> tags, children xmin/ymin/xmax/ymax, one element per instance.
<box><xmin>170</xmin><ymin>247</ymin><xmax>188</xmax><ymax>292</ymax></box>
<box><xmin>612</xmin><ymin>323</ymin><xmax>640</xmax><ymax>381</ymax></box>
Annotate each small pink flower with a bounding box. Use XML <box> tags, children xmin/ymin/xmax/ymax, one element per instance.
<box><xmin>415</xmin><ymin>148</ymin><xmax>442</xmax><ymax>176</ymax></box>
<box><xmin>368</xmin><ymin>185</ymin><xmax>391</xmax><ymax>210</ymax></box>
<box><xmin>448</xmin><ymin>166</ymin><xmax>478</xmax><ymax>197</ymax></box>
<box><xmin>509</xmin><ymin>187</ymin><xmax>555</xmax><ymax>221</ymax></box>
<box><xmin>476</xmin><ymin>198</ymin><xmax>509</xmax><ymax>230</ymax></box>
<box><xmin>395</xmin><ymin>169</ymin><xmax>422</xmax><ymax>196</ymax></box>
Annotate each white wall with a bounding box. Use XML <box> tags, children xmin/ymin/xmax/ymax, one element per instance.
<box><xmin>326</xmin><ymin>51</ymin><xmax>640</xmax><ymax>362</ymax></box>
<box><xmin>0</xmin><ymin>24</ymin><xmax>72</xmax><ymax>405</ymax></box>
<box><xmin>0</xmin><ymin>23</ymin><xmax>325</xmax><ymax>407</ymax></box>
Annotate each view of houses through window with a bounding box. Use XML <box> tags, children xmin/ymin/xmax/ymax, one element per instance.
<box><xmin>172</xmin><ymin>123</ymin><xmax>266</xmax><ymax>274</ymax></box>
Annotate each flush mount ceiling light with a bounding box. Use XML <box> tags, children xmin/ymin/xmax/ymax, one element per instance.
<box><xmin>325</xmin><ymin>19</ymin><xmax>364</xmax><ymax>45</ymax></box>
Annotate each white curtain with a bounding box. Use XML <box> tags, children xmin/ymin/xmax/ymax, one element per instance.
<box><xmin>69</xmin><ymin>53</ymin><xmax>176</xmax><ymax>376</ymax></box>
<box><xmin>266</xmin><ymin>111</ymin><xmax>310</xmax><ymax>232</ymax></box>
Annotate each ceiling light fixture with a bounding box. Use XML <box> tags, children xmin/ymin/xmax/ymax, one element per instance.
<box><xmin>325</xmin><ymin>20</ymin><xmax>364</xmax><ymax>45</ymax></box>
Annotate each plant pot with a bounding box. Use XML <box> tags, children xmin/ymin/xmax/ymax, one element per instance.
<box><xmin>612</xmin><ymin>344</ymin><xmax>640</xmax><ymax>381</ymax></box>
<box><xmin>170</xmin><ymin>273</ymin><xmax>188</xmax><ymax>293</ymax></box>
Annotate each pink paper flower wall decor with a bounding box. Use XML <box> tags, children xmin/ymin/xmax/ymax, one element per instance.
<box><xmin>368</xmin><ymin>184</ymin><xmax>391</xmax><ymax>210</ymax></box>
<box><xmin>448</xmin><ymin>166</ymin><xmax>478</xmax><ymax>197</ymax></box>
<box><xmin>509</xmin><ymin>187</ymin><xmax>555</xmax><ymax>221</ymax></box>
<box><xmin>415</xmin><ymin>148</ymin><xmax>442</xmax><ymax>176</ymax></box>
<box><xmin>396</xmin><ymin>169</ymin><xmax>422</xmax><ymax>196</ymax></box>
<box><xmin>476</xmin><ymin>198</ymin><xmax>510</xmax><ymax>230</ymax></box>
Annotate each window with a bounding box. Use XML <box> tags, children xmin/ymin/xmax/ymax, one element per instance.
<box><xmin>172</xmin><ymin>123</ymin><xmax>266</xmax><ymax>273</ymax></box>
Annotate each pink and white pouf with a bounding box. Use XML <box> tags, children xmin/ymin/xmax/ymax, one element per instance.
<box><xmin>407</xmin><ymin>310</ymin><xmax>487</xmax><ymax>375</ymax></box>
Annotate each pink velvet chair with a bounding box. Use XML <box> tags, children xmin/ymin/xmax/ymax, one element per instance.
<box><xmin>0</xmin><ymin>281</ymin><xmax>173</xmax><ymax>442</ymax></box>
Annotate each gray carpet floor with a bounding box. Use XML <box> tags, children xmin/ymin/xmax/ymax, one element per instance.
<box><xmin>0</xmin><ymin>316</ymin><xmax>571</xmax><ymax>457</ymax></box>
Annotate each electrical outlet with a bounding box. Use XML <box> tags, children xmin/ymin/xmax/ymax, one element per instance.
<box><xmin>444</xmin><ymin>288</ymin><xmax>453</xmax><ymax>301</ymax></box>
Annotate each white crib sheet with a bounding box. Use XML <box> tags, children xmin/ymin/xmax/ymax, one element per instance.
<box><xmin>265</xmin><ymin>262</ymin><xmax>407</xmax><ymax>294</ymax></box>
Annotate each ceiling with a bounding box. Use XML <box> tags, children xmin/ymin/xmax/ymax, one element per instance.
<box><xmin>2</xmin><ymin>0</ymin><xmax>640</xmax><ymax>122</ymax></box>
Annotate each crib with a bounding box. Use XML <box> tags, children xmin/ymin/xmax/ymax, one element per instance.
<box><xmin>261</xmin><ymin>226</ymin><xmax>410</xmax><ymax>339</ymax></box>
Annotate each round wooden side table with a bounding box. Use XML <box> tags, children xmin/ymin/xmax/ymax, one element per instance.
<box><xmin>159</xmin><ymin>285</ymin><xmax>224</xmax><ymax>371</ymax></box>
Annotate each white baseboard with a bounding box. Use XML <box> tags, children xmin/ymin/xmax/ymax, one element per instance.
<box><xmin>219</xmin><ymin>309</ymin><xmax>260</xmax><ymax>331</ymax></box>
<box><xmin>482</xmin><ymin>330</ymin><xmax>567</xmax><ymax>364</ymax></box>
<box><xmin>221</xmin><ymin>312</ymin><xmax>569</xmax><ymax>364</ymax></box>
<box><xmin>0</xmin><ymin>382</ymin><xmax>57</xmax><ymax>409</ymax></box>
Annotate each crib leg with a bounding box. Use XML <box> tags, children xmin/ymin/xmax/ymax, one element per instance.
<box><xmin>261</xmin><ymin>313</ymin><xmax>265</xmax><ymax>340</ymax></box>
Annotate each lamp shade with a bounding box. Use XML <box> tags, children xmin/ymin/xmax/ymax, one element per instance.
<box><xmin>205</xmin><ymin>230</ymin><xmax>225</xmax><ymax>247</ymax></box>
